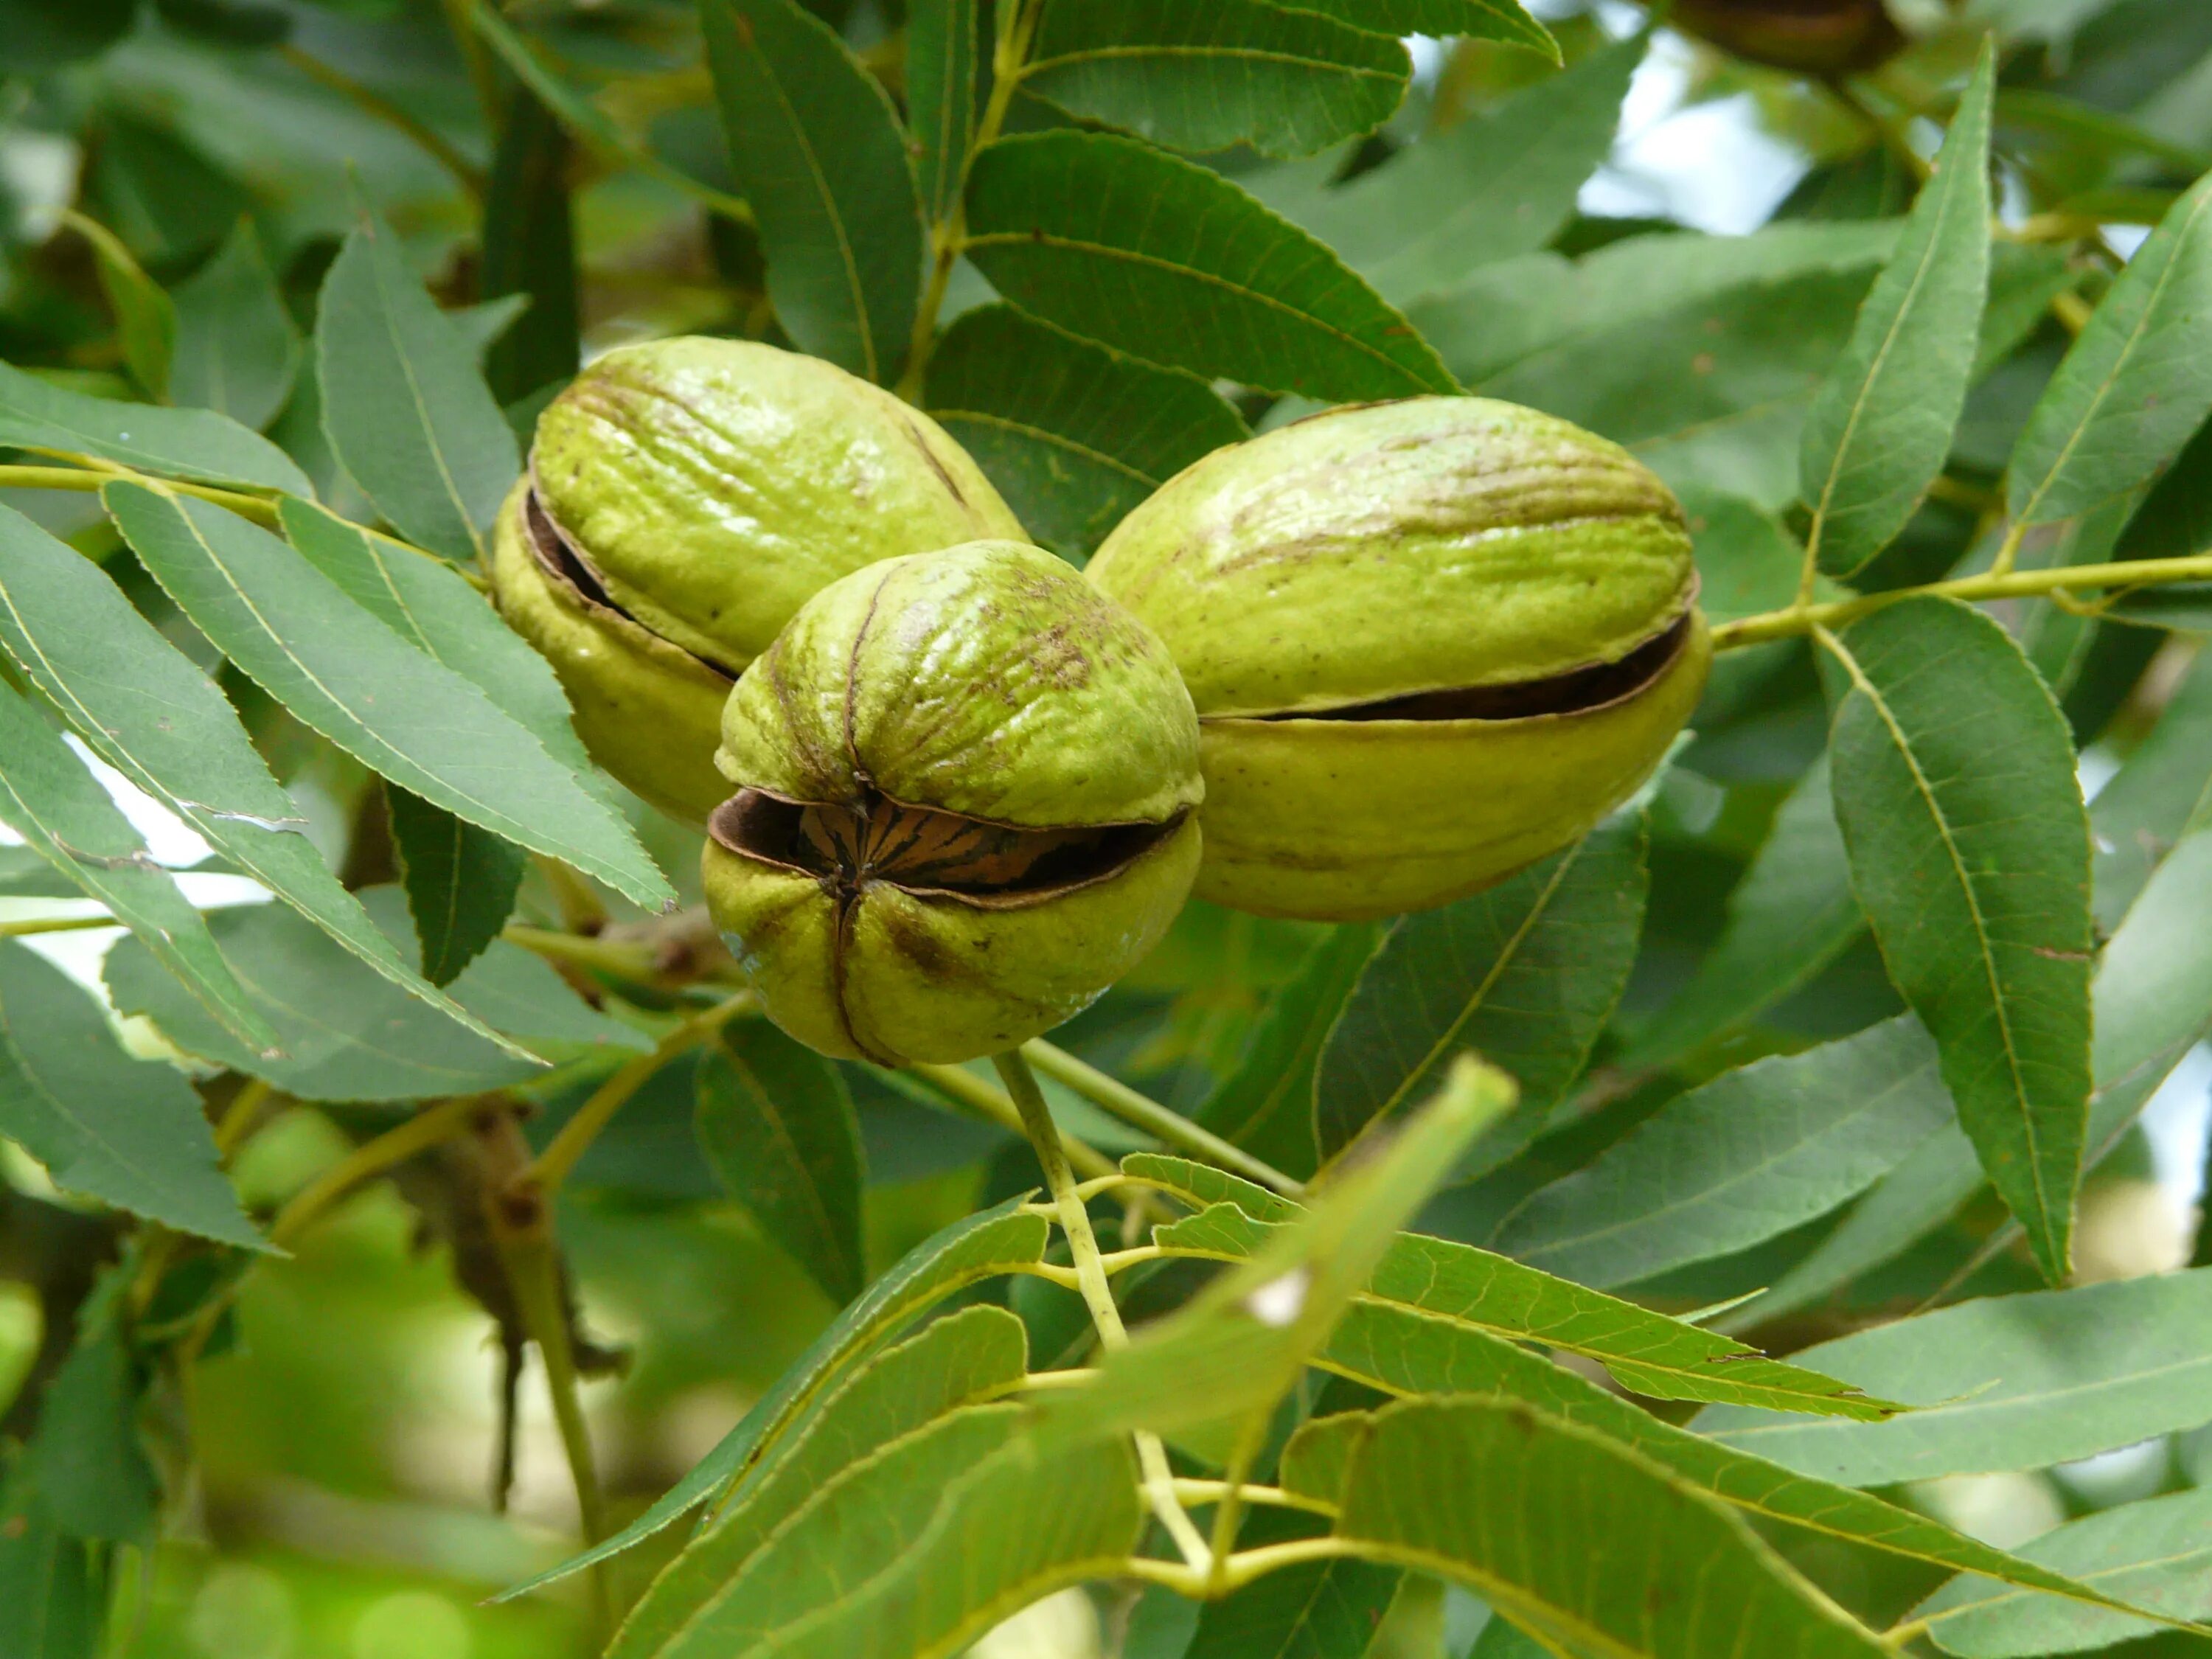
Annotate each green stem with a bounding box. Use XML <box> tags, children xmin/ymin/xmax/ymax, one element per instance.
<box><xmin>992</xmin><ymin>1049</ymin><xmax>1214</xmax><ymax>1575</ymax></box>
<box><xmin>0</xmin><ymin>914</ymin><xmax>126</xmax><ymax>938</ymax></box>
<box><xmin>281</xmin><ymin>44</ymin><xmax>487</xmax><ymax>200</ymax></box>
<box><xmin>894</xmin><ymin>0</ymin><xmax>1044</xmax><ymax>400</ymax></box>
<box><xmin>268</xmin><ymin>1093</ymin><xmax>492</xmax><ymax>1251</ymax></box>
<box><xmin>0</xmin><ymin>464</ymin><xmax>281</xmax><ymax>526</ymax></box>
<box><xmin>906</xmin><ymin>1060</ymin><xmax>1119</xmax><ymax>1180</ymax></box>
<box><xmin>1711</xmin><ymin>546</ymin><xmax>2212</xmax><ymax>651</ymax></box>
<box><xmin>524</xmin><ymin>993</ymin><xmax>751</xmax><ymax>1194</ymax></box>
<box><xmin>1020</xmin><ymin>1040</ymin><xmax>1304</xmax><ymax>1197</ymax></box>
<box><xmin>498</xmin><ymin>1230</ymin><xmax>611</xmax><ymax>1635</ymax></box>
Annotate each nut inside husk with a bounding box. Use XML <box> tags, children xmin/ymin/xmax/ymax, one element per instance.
<box><xmin>1256</xmin><ymin>604</ymin><xmax>1695</xmax><ymax>726</ymax></box>
<box><xmin>708</xmin><ymin>787</ymin><xmax>1186</xmax><ymax>906</ymax></box>
<box><xmin>521</xmin><ymin>477</ymin><xmax>737</xmax><ymax>685</ymax></box>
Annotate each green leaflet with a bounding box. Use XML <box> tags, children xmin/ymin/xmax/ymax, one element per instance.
<box><xmin>1316</xmin><ymin>815</ymin><xmax>1645</xmax><ymax>1169</ymax></box>
<box><xmin>1801</xmin><ymin>44</ymin><xmax>1993</xmax><ymax>578</ymax></box>
<box><xmin>1486</xmin><ymin>264</ymin><xmax>1877</xmax><ymax>512</ymax></box>
<box><xmin>906</xmin><ymin>0</ymin><xmax>975</xmax><ymax>225</ymax></box>
<box><xmin>1694</xmin><ymin>1269</ymin><xmax>2212</xmax><ymax>1486</ymax></box>
<box><xmin>922</xmin><ymin>303</ymin><xmax>1248</xmax><ymax>560</ymax></box>
<box><xmin>1309</xmin><ymin>1298</ymin><xmax>2176</xmax><ymax>1633</ymax></box>
<box><xmin>1024</xmin><ymin>0</ymin><xmax>1410</xmax><ymax>161</ymax></box>
<box><xmin>963</xmin><ymin>130</ymin><xmax>1454</xmax><ymax>401</ymax></box>
<box><xmin>611</xmin><ymin>1405</ymin><xmax>1141</xmax><ymax>1659</ymax></box>
<box><xmin>1044</xmin><ymin>1059</ymin><xmax>1514</xmax><ymax>1454</ymax></box>
<box><xmin>105</xmin><ymin>484</ymin><xmax>667</xmax><ymax>909</ymax></box>
<box><xmin>1270</xmin><ymin>0</ymin><xmax>1554</xmax><ymax>56</ymax></box>
<box><xmin>168</xmin><ymin>217</ymin><xmax>300</xmax><ymax>431</ymax></box>
<box><xmin>1492</xmin><ymin>1015</ymin><xmax>1953</xmax><ymax>1288</ymax></box>
<box><xmin>1824</xmin><ymin>597</ymin><xmax>2094</xmax><ymax>1283</ymax></box>
<box><xmin>700</xmin><ymin>0</ymin><xmax>922</xmax><ymax>384</ymax></box>
<box><xmin>0</xmin><ymin>1464</ymin><xmax>106</xmax><ymax>1659</ymax></box>
<box><xmin>611</xmin><ymin>1306</ymin><xmax>1030</xmax><ymax>1657</ymax></box>
<box><xmin>1289</xmin><ymin>38</ymin><xmax>1639</xmax><ymax>305</ymax></box>
<box><xmin>1913</xmin><ymin>1485</ymin><xmax>2212</xmax><ymax>1658</ymax></box>
<box><xmin>102</xmin><ymin>897</ymin><xmax>626</xmax><ymax>1102</ymax></box>
<box><xmin>384</xmin><ymin>786</ymin><xmax>526</xmax><ymax>987</ymax></box>
<box><xmin>2008</xmin><ymin>165</ymin><xmax>2212</xmax><ymax>527</ymax></box>
<box><xmin>0</xmin><ymin>358</ymin><xmax>307</xmax><ymax>496</ymax></box>
<box><xmin>315</xmin><ymin>203</ymin><xmax>521</xmax><ymax>562</ymax></box>
<box><xmin>1194</xmin><ymin>921</ymin><xmax>1382</xmax><ymax>1181</ymax></box>
<box><xmin>695</xmin><ymin>1023</ymin><xmax>868</xmax><ymax>1306</ymax></box>
<box><xmin>1141</xmin><ymin>1184</ymin><xmax>1902</xmax><ymax>1419</ymax></box>
<box><xmin>0</xmin><ymin>505</ymin><xmax>527</xmax><ymax>1060</ymax></box>
<box><xmin>1621</xmin><ymin>756</ymin><xmax>1863</xmax><ymax>1070</ymax></box>
<box><xmin>0</xmin><ymin>940</ymin><xmax>259</xmax><ymax>1248</ymax></box>
<box><xmin>1328</xmin><ymin>1397</ymin><xmax>1891</xmax><ymax>1658</ymax></box>
<box><xmin>0</xmin><ymin>677</ymin><xmax>275</xmax><ymax>1054</ymax></box>
<box><xmin>498</xmin><ymin>1199</ymin><xmax>1051</xmax><ymax>1599</ymax></box>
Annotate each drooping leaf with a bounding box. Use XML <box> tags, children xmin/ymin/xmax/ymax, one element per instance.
<box><xmin>1416</xmin><ymin>220</ymin><xmax>1897</xmax><ymax>387</ymax></box>
<box><xmin>1139</xmin><ymin>1170</ymin><xmax>1900</xmax><ymax>1419</ymax></box>
<box><xmin>1194</xmin><ymin>922</ymin><xmax>1382</xmax><ymax>1183</ymax></box>
<box><xmin>696</xmin><ymin>1023</ymin><xmax>867</xmax><ymax>1305</ymax></box>
<box><xmin>315</xmin><ymin>204</ymin><xmax>521</xmax><ymax>562</ymax></box>
<box><xmin>1485</xmin><ymin>265</ymin><xmax>1876</xmax><ymax>511</ymax></box>
<box><xmin>921</xmin><ymin>303</ymin><xmax>1248</xmax><ymax>558</ymax></box>
<box><xmin>0</xmin><ymin>504</ymin><xmax>525</xmax><ymax>1058</ymax></box>
<box><xmin>500</xmin><ymin>1198</ymin><xmax>1051</xmax><ymax>1597</ymax></box>
<box><xmin>26</xmin><ymin>1304</ymin><xmax>157</xmax><ymax>1543</ymax></box>
<box><xmin>1694</xmin><ymin>1268</ymin><xmax>2212</xmax><ymax>1485</ymax></box>
<box><xmin>613</xmin><ymin>1306</ymin><xmax>1029</xmax><ymax>1654</ymax></box>
<box><xmin>0</xmin><ymin>941</ymin><xmax>257</xmax><ymax>1248</ymax></box>
<box><xmin>101</xmin><ymin>900</ymin><xmax>620</xmax><ymax>1102</ymax></box>
<box><xmin>70</xmin><ymin>210</ymin><xmax>177</xmax><ymax>402</ymax></box>
<box><xmin>0</xmin><ymin>680</ymin><xmax>275</xmax><ymax>1054</ymax></box>
<box><xmin>1913</xmin><ymin>1485</ymin><xmax>2212</xmax><ymax>1658</ymax></box>
<box><xmin>1287</xmin><ymin>38</ymin><xmax>1640</xmax><ymax>305</ymax></box>
<box><xmin>1315</xmin><ymin>815</ymin><xmax>1645</xmax><ymax>1167</ymax></box>
<box><xmin>385</xmin><ymin>787</ymin><xmax>526</xmax><ymax>986</ymax></box>
<box><xmin>1621</xmin><ymin>757</ymin><xmax>1862</xmax><ymax>1069</ymax></box>
<box><xmin>1801</xmin><ymin>44</ymin><xmax>1993</xmax><ymax>578</ymax></box>
<box><xmin>0</xmin><ymin>0</ymin><xmax>136</xmax><ymax>72</ymax></box>
<box><xmin>1326</xmin><ymin>1397</ymin><xmax>1891</xmax><ymax>1658</ymax></box>
<box><xmin>610</xmin><ymin>1404</ymin><xmax>1140</xmax><ymax>1659</ymax></box>
<box><xmin>169</xmin><ymin>218</ymin><xmax>302</xmax><ymax>431</ymax></box>
<box><xmin>0</xmin><ymin>360</ymin><xmax>310</xmax><ymax>496</ymax></box>
<box><xmin>700</xmin><ymin>0</ymin><xmax>924</xmax><ymax>383</ymax></box>
<box><xmin>1024</xmin><ymin>0</ymin><xmax>1411</xmax><ymax>160</ymax></box>
<box><xmin>276</xmin><ymin>498</ymin><xmax>604</xmax><ymax>787</ymax></box>
<box><xmin>908</xmin><ymin>0</ymin><xmax>976</xmax><ymax>226</ymax></box>
<box><xmin>103</xmin><ymin>484</ymin><xmax>668</xmax><ymax>910</ymax></box>
<box><xmin>1494</xmin><ymin>1015</ymin><xmax>1952</xmax><ymax>1288</ymax></box>
<box><xmin>1266</xmin><ymin>0</ymin><xmax>1555</xmax><ymax>56</ymax></box>
<box><xmin>481</xmin><ymin>83</ymin><xmax>580</xmax><ymax>405</ymax></box>
<box><xmin>1048</xmin><ymin>1059</ymin><xmax>1516</xmax><ymax>1453</ymax></box>
<box><xmin>0</xmin><ymin>1467</ymin><xmax>105</xmax><ymax>1659</ymax></box>
<box><xmin>1824</xmin><ymin>597</ymin><xmax>2093</xmax><ymax>1283</ymax></box>
<box><xmin>1310</xmin><ymin>1293</ymin><xmax>2180</xmax><ymax>1630</ymax></box>
<box><xmin>963</xmin><ymin>130</ymin><xmax>1455</xmax><ymax>401</ymax></box>
<box><xmin>2008</xmin><ymin>165</ymin><xmax>2212</xmax><ymax>529</ymax></box>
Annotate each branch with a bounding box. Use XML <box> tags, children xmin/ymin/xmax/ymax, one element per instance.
<box><xmin>1711</xmin><ymin>547</ymin><xmax>2212</xmax><ymax>651</ymax></box>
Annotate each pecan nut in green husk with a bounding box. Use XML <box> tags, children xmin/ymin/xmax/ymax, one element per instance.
<box><xmin>1085</xmin><ymin>397</ymin><xmax>1710</xmax><ymax>922</ymax></box>
<box><xmin>703</xmin><ymin>540</ymin><xmax>1203</xmax><ymax>1065</ymax></box>
<box><xmin>490</xmin><ymin>337</ymin><xmax>1023</xmax><ymax>824</ymax></box>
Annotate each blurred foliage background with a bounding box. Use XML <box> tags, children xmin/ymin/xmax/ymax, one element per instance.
<box><xmin>3</xmin><ymin>0</ymin><xmax>2211</xmax><ymax>1655</ymax></box>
